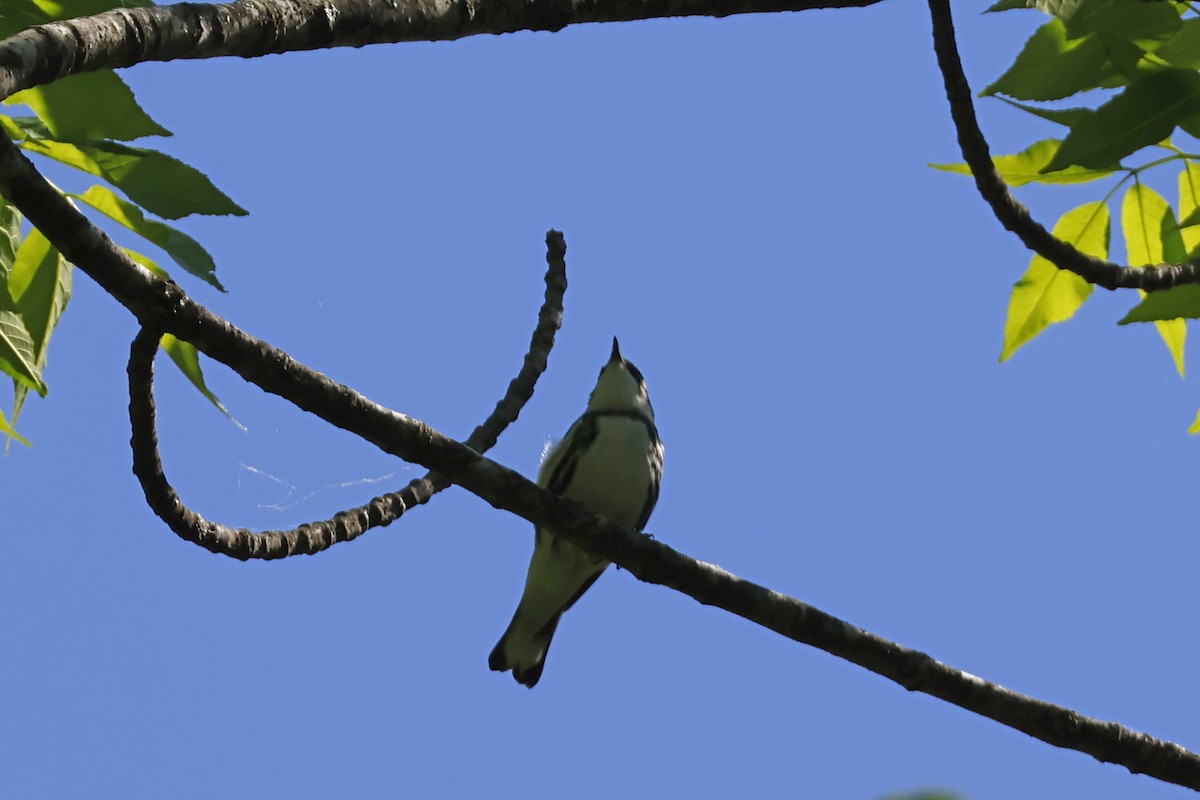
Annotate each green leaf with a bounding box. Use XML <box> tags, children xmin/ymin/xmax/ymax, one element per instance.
<box><xmin>985</xmin><ymin>0</ymin><xmax>1035</xmax><ymax>11</ymax></box>
<box><xmin>1120</xmin><ymin>183</ymin><xmax>1186</xmax><ymax>376</ymax></box>
<box><xmin>1187</xmin><ymin>403</ymin><xmax>1200</xmax><ymax>435</ymax></box>
<box><xmin>31</xmin><ymin>0</ymin><xmax>154</xmax><ymax>18</ymax></box>
<box><xmin>0</xmin><ymin>309</ymin><xmax>45</xmax><ymax>396</ymax></box>
<box><xmin>0</xmin><ymin>0</ymin><xmax>155</xmax><ymax>39</ymax></box>
<box><xmin>0</xmin><ymin>198</ymin><xmax>22</xmax><ymax>282</ymax></box>
<box><xmin>6</xmin><ymin>71</ymin><xmax>170</xmax><ymax>142</ymax></box>
<box><xmin>0</xmin><ymin>407</ymin><xmax>30</xmax><ymax>447</ymax></box>
<box><xmin>931</xmin><ymin>139</ymin><xmax>1115</xmax><ymax>186</ymax></box>
<box><xmin>1098</xmin><ymin>34</ymin><xmax>1162</xmax><ymax>82</ymax></box>
<box><xmin>120</xmin><ymin>247</ymin><xmax>171</xmax><ymax>280</ymax></box>
<box><xmin>18</xmin><ymin>137</ymin><xmax>246</xmax><ymax>220</ymax></box>
<box><xmin>1120</xmin><ymin>167</ymin><xmax>1200</xmax><ymax>326</ymax></box>
<box><xmin>1177</xmin><ymin>162</ymin><xmax>1200</xmax><ymax>251</ymax></box>
<box><xmin>1000</xmin><ymin>201</ymin><xmax>1106</xmax><ymax>361</ymax></box>
<box><xmin>9</xmin><ymin>227</ymin><xmax>70</xmax><ymax>369</ymax></box>
<box><xmin>0</xmin><ymin>115</ymin><xmax>26</xmax><ymax>142</ymax></box>
<box><xmin>1155</xmin><ymin>316</ymin><xmax>1187</xmax><ymax>377</ymax></box>
<box><xmin>72</xmin><ymin>185</ymin><xmax>224</xmax><ymax>290</ymax></box>
<box><xmin>1012</xmin><ymin>0</ymin><xmax>1087</xmax><ymax>20</ymax></box>
<box><xmin>6</xmin><ymin>228</ymin><xmax>71</xmax><ymax>425</ymax></box>
<box><xmin>1181</xmin><ymin>110</ymin><xmax>1200</xmax><ymax>141</ymax></box>
<box><xmin>1119</xmin><ymin>283</ymin><xmax>1200</xmax><ymax>325</ymax></box>
<box><xmin>1156</xmin><ymin>18</ymin><xmax>1200</xmax><ymax>70</ymax></box>
<box><xmin>160</xmin><ymin>333</ymin><xmax>243</xmax><ymax>428</ymax></box>
<box><xmin>1043</xmin><ymin>69</ymin><xmax>1200</xmax><ymax>171</ymax></box>
<box><xmin>984</xmin><ymin>19</ymin><xmax>1119</xmax><ymax>101</ymax></box>
<box><xmin>0</xmin><ymin>0</ymin><xmax>52</xmax><ymax>39</ymax></box>
<box><xmin>1063</xmin><ymin>0</ymin><xmax>1181</xmax><ymax>45</ymax></box>
<box><xmin>998</xmin><ymin>97</ymin><xmax>1093</xmax><ymax>128</ymax></box>
<box><xmin>3</xmin><ymin>115</ymin><xmax>51</xmax><ymax>140</ymax></box>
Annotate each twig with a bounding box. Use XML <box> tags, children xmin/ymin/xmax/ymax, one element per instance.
<box><xmin>125</xmin><ymin>233</ymin><xmax>567</xmax><ymax>559</ymax></box>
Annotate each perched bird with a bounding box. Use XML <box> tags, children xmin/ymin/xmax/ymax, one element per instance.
<box><xmin>489</xmin><ymin>337</ymin><xmax>664</xmax><ymax>688</ymax></box>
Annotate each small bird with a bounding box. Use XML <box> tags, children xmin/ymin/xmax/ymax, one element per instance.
<box><xmin>489</xmin><ymin>337</ymin><xmax>664</xmax><ymax>688</ymax></box>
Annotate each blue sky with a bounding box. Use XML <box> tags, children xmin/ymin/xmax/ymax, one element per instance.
<box><xmin>5</xmin><ymin>2</ymin><xmax>1200</xmax><ymax>798</ymax></box>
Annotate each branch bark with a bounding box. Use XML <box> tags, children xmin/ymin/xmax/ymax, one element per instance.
<box><xmin>126</xmin><ymin>233</ymin><xmax>567</xmax><ymax>559</ymax></box>
<box><xmin>0</xmin><ymin>0</ymin><xmax>879</xmax><ymax>100</ymax></box>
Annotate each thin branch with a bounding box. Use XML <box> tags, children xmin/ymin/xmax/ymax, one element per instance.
<box><xmin>126</xmin><ymin>233</ymin><xmax>567</xmax><ymax>559</ymax></box>
<box><xmin>422</xmin><ymin>231</ymin><xmax>568</xmax><ymax>482</ymax></box>
<box><xmin>927</xmin><ymin>0</ymin><xmax>1200</xmax><ymax>292</ymax></box>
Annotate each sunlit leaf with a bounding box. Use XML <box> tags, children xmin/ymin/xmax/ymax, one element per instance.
<box><xmin>0</xmin><ymin>198</ymin><xmax>21</xmax><ymax>281</ymax></box>
<box><xmin>984</xmin><ymin>19</ymin><xmax>1118</xmax><ymax>100</ymax></box>
<box><xmin>1043</xmin><ymin>70</ymin><xmax>1200</xmax><ymax>171</ymax></box>
<box><xmin>1120</xmin><ymin>169</ymin><xmax>1200</xmax><ymax>325</ymax></box>
<box><xmin>121</xmin><ymin>247</ymin><xmax>171</xmax><ymax>280</ymax></box>
<box><xmin>6</xmin><ymin>229</ymin><xmax>70</xmax><ymax>426</ymax></box>
<box><xmin>1000</xmin><ymin>201</ymin><xmax>1106</xmax><ymax>361</ymax></box>
<box><xmin>73</xmin><ymin>185</ymin><xmax>223</xmax><ymax>289</ymax></box>
<box><xmin>18</xmin><ymin>136</ymin><xmax>246</xmax><ymax>220</ymax></box>
<box><xmin>31</xmin><ymin>0</ymin><xmax>153</xmax><ymax>18</ymax></box>
<box><xmin>0</xmin><ymin>0</ymin><xmax>155</xmax><ymax>40</ymax></box>
<box><xmin>6</xmin><ymin>71</ymin><xmax>170</xmax><ymax>142</ymax></box>
<box><xmin>0</xmin><ymin>309</ymin><xmax>45</xmax><ymax>395</ymax></box>
<box><xmin>1178</xmin><ymin>162</ymin><xmax>1200</xmax><ymax>250</ymax></box>
<box><xmin>0</xmin><ymin>406</ymin><xmax>30</xmax><ymax>446</ymax></box>
<box><xmin>1120</xmin><ymin>184</ymin><xmax>1186</xmax><ymax>376</ymax></box>
<box><xmin>9</xmin><ymin>228</ymin><xmax>70</xmax><ymax>367</ymax></box>
<box><xmin>931</xmin><ymin>139</ymin><xmax>1114</xmax><ymax>186</ymax></box>
<box><xmin>161</xmin><ymin>333</ymin><xmax>244</xmax><ymax>428</ymax></box>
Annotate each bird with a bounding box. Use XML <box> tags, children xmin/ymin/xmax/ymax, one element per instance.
<box><xmin>488</xmin><ymin>337</ymin><xmax>664</xmax><ymax>688</ymax></box>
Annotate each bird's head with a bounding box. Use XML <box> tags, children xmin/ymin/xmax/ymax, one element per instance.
<box><xmin>586</xmin><ymin>337</ymin><xmax>654</xmax><ymax>420</ymax></box>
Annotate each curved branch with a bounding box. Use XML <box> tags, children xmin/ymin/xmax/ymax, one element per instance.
<box><xmin>927</xmin><ymin>0</ymin><xmax>1200</xmax><ymax>292</ymax></box>
<box><xmin>127</xmin><ymin>233</ymin><xmax>567</xmax><ymax>559</ymax></box>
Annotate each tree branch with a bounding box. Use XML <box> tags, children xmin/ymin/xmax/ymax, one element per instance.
<box><xmin>927</xmin><ymin>0</ymin><xmax>1200</xmax><ymax>292</ymax></box>
<box><xmin>3</xmin><ymin>0</ymin><xmax>1200</xmax><ymax>791</ymax></box>
<box><xmin>0</xmin><ymin>0</ymin><xmax>879</xmax><ymax>100</ymax></box>
<box><xmin>126</xmin><ymin>233</ymin><xmax>567</xmax><ymax>559</ymax></box>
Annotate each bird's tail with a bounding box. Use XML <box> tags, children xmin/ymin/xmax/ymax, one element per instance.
<box><xmin>488</xmin><ymin>612</ymin><xmax>562</xmax><ymax>689</ymax></box>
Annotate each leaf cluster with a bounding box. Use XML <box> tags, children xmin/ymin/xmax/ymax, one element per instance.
<box><xmin>0</xmin><ymin>0</ymin><xmax>242</xmax><ymax>444</ymax></box>
<box><xmin>934</xmin><ymin>0</ymin><xmax>1200</xmax><ymax>428</ymax></box>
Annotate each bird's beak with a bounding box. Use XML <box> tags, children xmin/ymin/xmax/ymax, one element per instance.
<box><xmin>610</xmin><ymin>337</ymin><xmax>622</xmax><ymax>364</ymax></box>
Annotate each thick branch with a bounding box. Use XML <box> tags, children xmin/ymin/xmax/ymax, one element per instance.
<box><xmin>0</xmin><ymin>0</ymin><xmax>879</xmax><ymax>99</ymax></box>
<box><xmin>927</xmin><ymin>0</ymin><xmax>1200</xmax><ymax>292</ymax></box>
<box><xmin>126</xmin><ymin>234</ymin><xmax>567</xmax><ymax>559</ymax></box>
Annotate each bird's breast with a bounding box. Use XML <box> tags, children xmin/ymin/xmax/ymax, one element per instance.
<box><xmin>560</xmin><ymin>416</ymin><xmax>659</xmax><ymax>531</ymax></box>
